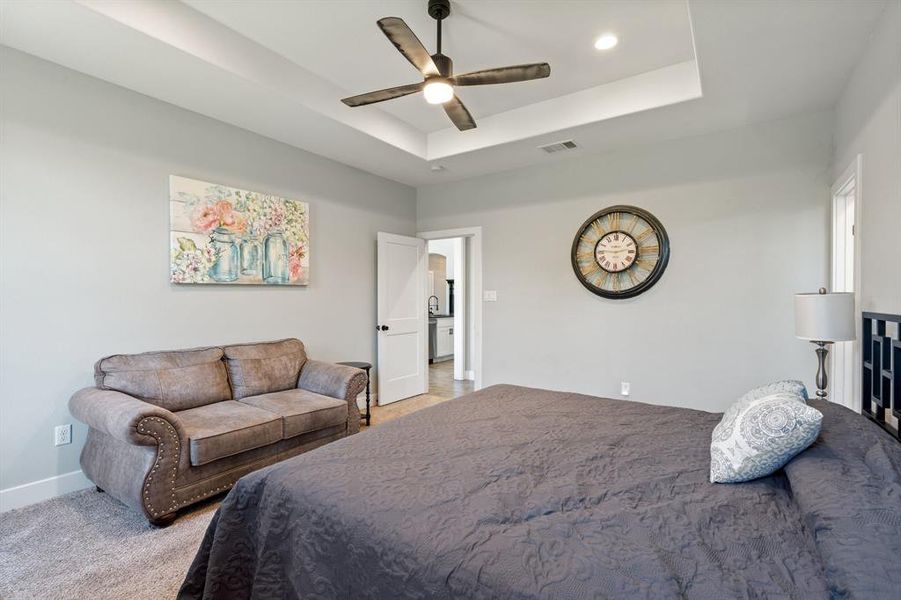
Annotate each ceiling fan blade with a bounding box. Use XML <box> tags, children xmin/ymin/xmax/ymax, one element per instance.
<box><xmin>377</xmin><ymin>17</ymin><xmax>440</xmax><ymax>77</ymax></box>
<box><xmin>341</xmin><ymin>82</ymin><xmax>424</xmax><ymax>107</ymax></box>
<box><xmin>443</xmin><ymin>95</ymin><xmax>477</xmax><ymax>131</ymax></box>
<box><xmin>453</xmin><ymin>63</ymin><xmax>551</xmax><ymax>86</ymax></box>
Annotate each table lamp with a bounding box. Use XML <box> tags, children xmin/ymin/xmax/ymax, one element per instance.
<box><xmin>794</xmin><ymin>288</ymin><xmax>855</xmax><ymax>400</ymax></box>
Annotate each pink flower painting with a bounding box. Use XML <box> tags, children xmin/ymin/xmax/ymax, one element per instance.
<box><xmin>170</xmin><ymin>176</ymin><xmax>309</xmax><ymax>285</ymax></box>
<box><xmin>191</xmin><ymin>200</ymin><xmax>248</xmax><ymax>235</ymax></box>
<box><xmin>191</xmin><ymin>205</ymin><xmax>220</xmax><ymax>233</ymax></box>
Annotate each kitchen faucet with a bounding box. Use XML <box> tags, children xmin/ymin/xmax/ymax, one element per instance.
<box><xmin>428</xmin><ymin>295</ymin><xmax>439</xmax><ymax>315</ymax></box>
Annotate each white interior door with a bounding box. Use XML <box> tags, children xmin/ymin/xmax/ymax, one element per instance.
<box><xmin>377</xmin><ymin>232</ymin><xmax>428</xmax><ymax>405</ymax></box>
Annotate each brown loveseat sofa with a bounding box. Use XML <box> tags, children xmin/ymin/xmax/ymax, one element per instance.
<box><xmin>69</xmin><ymin>338</ymin><xmax>366</xmax><ymax>525</ymax></box>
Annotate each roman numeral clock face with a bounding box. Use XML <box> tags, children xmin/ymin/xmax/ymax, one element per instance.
<box><xmin>571</xmin><ymin>206</ymin><xmax>670</xmax><ymax>299</ymax></box>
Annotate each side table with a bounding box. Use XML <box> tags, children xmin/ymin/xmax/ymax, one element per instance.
<box><xmin>337</xmin><ymin>361</ymin><xmax>372</xmax><ymax>426</ymax></box>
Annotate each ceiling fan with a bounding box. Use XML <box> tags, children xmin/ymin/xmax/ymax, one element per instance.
<box><xmin>341</xmin><ymin>0</ymin><xmax>551</xmax><ymax>131</ymax></box>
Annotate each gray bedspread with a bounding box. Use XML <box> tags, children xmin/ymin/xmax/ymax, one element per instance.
<box><xmin>180</xmin><ymin>385</ymin><xmax>901</xmax><ymax>599</ymax></box>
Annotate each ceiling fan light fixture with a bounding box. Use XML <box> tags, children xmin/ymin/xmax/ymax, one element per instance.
<box><xmin>423</xmin><ymin>79</ymin><xmax>454</xmax><ymax>104</ymax></box>
<box><xmin>340</xmin><ymin>6</ymin><xmax>550</xmax><ymax>131</ymax></box>
<box><xmin>594</xmin><ymin>33</ymin><xmax>618</xmax><ymax>51</ymax></box>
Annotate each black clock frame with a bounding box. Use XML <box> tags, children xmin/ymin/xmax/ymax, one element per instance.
<box><xmin>570</xmin><ymin>205</ymin><xmax>670</xmax><ymax>299</ymax></box>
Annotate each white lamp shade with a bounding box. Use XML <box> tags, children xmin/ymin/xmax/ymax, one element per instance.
<box><xmin>794</xmin><ymin>291</ymin><xmax>855</xmax><ymax>342</ymax></box>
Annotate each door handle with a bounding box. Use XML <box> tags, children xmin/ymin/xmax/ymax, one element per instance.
<box><xmin>376</xmin><ymin>325</ymin><xmax>389</xmax><ymax>331</ymax></box>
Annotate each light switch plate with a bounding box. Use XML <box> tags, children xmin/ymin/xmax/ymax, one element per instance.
<box><xmin>483</xmin><ymin>290</ymin><xmax>498</xmax><ymax>302</ymax></box>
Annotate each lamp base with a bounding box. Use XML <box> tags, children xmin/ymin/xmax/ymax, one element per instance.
<box><xmin>812</xmin><ymin>341</ymin><xmax>831</xmax><ymax>400</ymax></box>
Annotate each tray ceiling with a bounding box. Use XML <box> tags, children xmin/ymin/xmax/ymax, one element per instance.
<box><xmin>0</xmin><ymin>0</ymin><xmax>887</xmax><ymax>185</ymax></box>
<box><xmin>186</xmin><ymin>0</ymin><xmax>696</xmax><ymax>133</ymax></box>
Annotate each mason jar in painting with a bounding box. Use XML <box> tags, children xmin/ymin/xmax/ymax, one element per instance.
<box><xmin>263</xmin><ymin>230</ymin><xmax>289</xmax><ymax>284</ymax></box>
<box><xmin>209</xmin><ymin>227</ymin><xmax>239</xmax><ymax>282</ymax></box>
<box><xmin>240</xmin><ymin>235</ymin><xmax>262</xmax><ymax>276</ymax></box>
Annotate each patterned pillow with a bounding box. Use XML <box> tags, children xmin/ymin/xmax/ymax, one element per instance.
<box><xmin>710</xmin><ymin>392</ymin><xmax>822</xmax><ymax>483</ymax></box>
<box><xmin>718</xmin><ymin>380</ymin><xmax>809</xmax><ymax>432</ymax></box>
<box><xmin>739</xmin><ymin>380</ymin><xmax>809</xmax><ymax>403</ymax></box>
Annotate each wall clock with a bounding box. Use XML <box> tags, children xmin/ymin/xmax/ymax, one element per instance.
<box><xmin>571</xmin><ymin>205</ymin><xmax>670</xmax><ymax>299</ymax></box>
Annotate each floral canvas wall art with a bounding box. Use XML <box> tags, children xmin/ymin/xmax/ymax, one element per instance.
<box><xmin>169</xmin><ymin>176</ymin><xmax>309</xmax><ymax>285</ymax></box>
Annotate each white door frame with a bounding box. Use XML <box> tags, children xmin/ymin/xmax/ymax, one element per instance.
<box><xmin>830</xmin><ymin>154</ymin><xmax>862</xmax><ymax>411</ymax></box>
<box><xmin>452</xmin><ymin>238</ymin><xmax>466</xmax><ymax>381</ymax></box>
<box><xmin>418</xmin><ymin>227</ymin><xmax>483</xmax><ymax>391</ymax></box>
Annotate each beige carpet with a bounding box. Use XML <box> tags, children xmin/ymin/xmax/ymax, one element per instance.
<box><xmin>1</xmin><ymin>383</ymin><xmax>463</xmax><ymax>599</ymax></box>
<box><xmin>0</xmin><ymin>489</ymin><xmax>218</xmax><ymax>599</ymax></box>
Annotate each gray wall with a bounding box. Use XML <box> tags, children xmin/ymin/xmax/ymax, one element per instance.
<box><xmin>418</xmin><ymin>112</ymin><xmax>833</xmax><ymax>411</ymax></box>
<box><xmin>0</xmin><ymin>49</ymin><xmax>416</xmax><ymax>493</ymax></box>
<box><xmin>832</xmin><ymin>0</ymin><xmax>901</xmax><ymax>315</ymax></box>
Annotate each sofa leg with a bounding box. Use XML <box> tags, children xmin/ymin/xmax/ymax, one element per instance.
<box><xmin>148</xmin><ymin>512</ymin><xmax>177</xmax><ymax>528</ymax></box>
<box><xmin>95</xmin><ymin>486</ymin><xmax>105</xmax><ymax>493</ymax></box>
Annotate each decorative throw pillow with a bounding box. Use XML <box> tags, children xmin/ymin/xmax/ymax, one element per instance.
<box><xmin>717</xmin><ymin>380</ymin><xmax>809</xmax><ymax>433</ymax></box>
<box><xmin>710</xmin><ymin>392</ymin><xmax>822</xmax><ymax>483</ymax></box>
<box><xmin>739</xmin><ymin>379</ymin><xmax>809</xmax><ymax>403</ymax></box>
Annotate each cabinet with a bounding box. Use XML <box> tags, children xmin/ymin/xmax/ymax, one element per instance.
<box><xmin>435</xmin><ymin>317</ymin><xmax>454</xmax><ymax>359</ymax></box>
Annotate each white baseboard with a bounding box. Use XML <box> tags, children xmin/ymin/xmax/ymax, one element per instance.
<box><xmin>464</xmin><ymin>370</ymin><xmax>475</xmax><ymax>381</ymax></box>
<box><xmin>0</xmin><ymin>469</ymin><xmax>93</xmax><ymax>512</ymax></box>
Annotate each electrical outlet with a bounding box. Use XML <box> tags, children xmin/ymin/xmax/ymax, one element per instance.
<box><xmin>483</xmin><ymin>290</ymin><xmax>497</xmax><ymax>302</ymax></box>
<box><xmin>620</xmin><ymin>382</ymin><xmax>631</xmax><ymax>396</ymax></box>
<box><xmin>54</xmin><ymin>424</ymin><xmax>72</xmax><ymax>446</ymax></box>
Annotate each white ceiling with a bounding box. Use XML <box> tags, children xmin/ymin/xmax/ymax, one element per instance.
<box><xmin>0</xmin><ymin>0</ymin><xmax>888</xmax><ymax>186</ymax></box>
<box><xmin>185</xmin><ymin>0</ymin><xmax>696</xmax><ymax>133</ymax></box>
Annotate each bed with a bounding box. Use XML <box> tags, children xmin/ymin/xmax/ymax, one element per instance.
<box><xmin>180</xmin><ymin>374</ymin><xmax>901</xmax><ymax>599</ymax></box>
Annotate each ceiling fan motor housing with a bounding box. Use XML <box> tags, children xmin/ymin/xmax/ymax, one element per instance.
<box><xmin>431</xmin><ymin>54</ymin><xmax>453</xmax><ymax>78</ymax></box>
<box><xmin>428</xmin><ymin>0</ymin><xmax>451</xmax><ymax>20</ymax></box>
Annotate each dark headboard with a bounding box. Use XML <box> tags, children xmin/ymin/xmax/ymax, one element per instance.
<box><xmin>862</xmin><ymin>312</ymin><xmax>901</xmax><ymax>440</ymax></box>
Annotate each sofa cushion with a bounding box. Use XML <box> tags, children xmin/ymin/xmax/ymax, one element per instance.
<box><xmin>240</xmin><ymin>389</ymin><xmax>347</xmax><ymax>439</ymax></box>
<box><xmin>177</xmin><ymin>401</ymin><xmax>282</xmax><ymax>466</ymax></box>
<box><xmin>222</xmin><ymin>339</ymin><xmax>307</xmax><ymax>400</ymax></box>
<box><xmin>94</xmin><ymin>346</ymin><xmax>231</xmax><ymax>411</ymax></box>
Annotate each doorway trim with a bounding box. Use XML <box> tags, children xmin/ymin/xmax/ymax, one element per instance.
<box><xmin>418</xmin><ymin>226</ymin><xmax>483</xmax><ymax>391</ymax></box>
<box><xmin>830</xmin><ymin>154</ymin><xmax>862</xmax><ymax>411</ymax></box>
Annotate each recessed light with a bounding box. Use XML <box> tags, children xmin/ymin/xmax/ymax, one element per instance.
<box><xmin>430</xmin><ymin>164</ymin><xmax>446</xmax><ymax>172</ymax></box>
<box><xmin>594</xmin><ymin>34</ymin><xmax>618</xmax><ymax>51</ymax></box>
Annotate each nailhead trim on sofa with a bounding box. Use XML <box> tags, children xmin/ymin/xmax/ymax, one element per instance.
<box><xmin>134</xmin><ymin>417</ymin><xmax>345</xmax><ymax>519</ymax></box>
<box><xmin>136</xmin><ymin>416</ymin><xmax>180</xmax><ymax>519</ymax></box>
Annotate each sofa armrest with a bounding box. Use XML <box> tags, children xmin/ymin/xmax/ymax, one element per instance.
<box><xmin>297</xmin><ymin>360</ymin><xmax>367</xmax><ymax>434</ymax></box>
<box><xmin>69</xmin><ymin>387</ymin><xmax>184</xmax><ymax>446</ymax></box>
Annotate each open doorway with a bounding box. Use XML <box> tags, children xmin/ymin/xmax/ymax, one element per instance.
<box><xmin>830</xmin><ymin>155</ymin><xmax>861</xmax><ymax>411</ymax></box>
<box><xmin>421</xmin><ymin>226</ymin><xmax>483</xmax><ymax>400</ymax></box>
<box><xmin>427</xmin><ymin>237</ymin><xmax>474</xmax><ymax>400</ymax></box>
<box><xmin>374</xmin><ymin>227</ymin><xmax>482</xmax><ymax>412</ymax></box>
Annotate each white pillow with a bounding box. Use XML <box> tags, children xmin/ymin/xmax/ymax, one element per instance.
<box><xmin>710</xmin><ymin>392</ymin><xmax>822</xmax><ymax>483</ymax></box>
<box><xmin>717</xmin><ymin>380</ymin><xmax>809</xmax><ymax>434</ymax></box>
<box><xmin>738</xmin><ymin>379</ymin><xmax>809</xmax><ymax>403</ymax></box>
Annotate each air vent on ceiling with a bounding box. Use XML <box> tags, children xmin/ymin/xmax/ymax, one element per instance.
<box><xmin>537</xmin><ymin>140</ymin><xmax>578</xmax><ymax>154</ymax></box>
